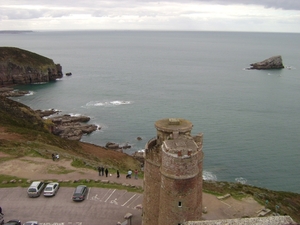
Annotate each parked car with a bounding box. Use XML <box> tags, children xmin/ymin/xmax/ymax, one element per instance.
<box><xmin>23</xmin><ymin>221</ymin><xmax>38</xmax><ymax>225</ymax></box>
<box><xmin>27</xmin><ymin>181</ymin><xmax>45</xmax><ymax>197</ymax></box>
<box><xmin>3</xmin><ymin>220</ymin><xmax>21</xmax><ymax>225</ymax></box>
<box><xmin>72</xmin><ymin>185</ymin><xmax>88</xmax><ymax>201</ymax></box>
<box><xmin>0</xmin><ymin>213</ymin><xmax>3</xmax><ymax>225</ymax></box>
<box><xmin>43</xmin><ymin>182</ymin><xmax>59</xmax><ymax>197</ymax></box>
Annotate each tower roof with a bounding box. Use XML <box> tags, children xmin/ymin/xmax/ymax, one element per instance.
<box><xmin>155</xmin><ymin>118</ymin><xmax>193</xmax><ymax>133</ymax></box>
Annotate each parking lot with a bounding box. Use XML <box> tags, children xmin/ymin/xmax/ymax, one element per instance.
<box><xmin>0</xmin><ymin>187</ymin><xmax>143</xmax><ymax>225</ymax></box>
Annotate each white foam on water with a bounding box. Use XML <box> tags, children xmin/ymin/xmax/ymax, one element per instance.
<box><xmin>25</xmin><ymin>91</ymin><xmax>34</xmax><ymax>96</ymax></box>
<box><xmin>235</xmin><ymin>177</ymin><xmax>247</xmax><ymax>184</ymax></box>
<box><xmin>203</xmin><ymin>170</ymin><xmax>217</xmax><ymax>181</ymax></box>
<box><xmin>110</xmin><ymin>100</ymin><xmax>131</xmax><ymax>105</ymax></box>
<box><xmin>84</xmin><ymin>100</ymin><xmax>132</xmax><ymax>108</ymax></box>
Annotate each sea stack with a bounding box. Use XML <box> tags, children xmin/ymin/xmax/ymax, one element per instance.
<box><xmin>249</xmin><ymin>55</ymin><xmax>284</xmax><ymax>70</ymax></box>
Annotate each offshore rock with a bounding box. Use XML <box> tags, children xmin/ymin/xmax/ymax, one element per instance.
<box><xmin>0</xmin><ymin>47</ymin><xmax>63</xmax><ymax>86</ymax></box>
<box><xmin>249</xmin><ymin>55</ymin><xmax>284</xmax><ymax>70</ymax></box>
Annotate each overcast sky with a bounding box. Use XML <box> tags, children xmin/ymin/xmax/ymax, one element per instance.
<box><xmin>1</xmin><ymin>0</ymin><xmax>300</xmax><ymax>33</ymax></box>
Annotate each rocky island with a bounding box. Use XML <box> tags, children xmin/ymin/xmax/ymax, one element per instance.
<box><xmin>249</xmin><ymin>55</ymin><xmax>284</xmax><ymax>70</ymax></box>
<box><xmin>0</xmin><ymin>47</ymin><xmax>63</xmax><ymax>85</ymax></box>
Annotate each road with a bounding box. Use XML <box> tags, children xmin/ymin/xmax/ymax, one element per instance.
<box><xmin>0</xmin><ymin>187</ymin><xmax>142</xmax><ymax>225</ymax></box>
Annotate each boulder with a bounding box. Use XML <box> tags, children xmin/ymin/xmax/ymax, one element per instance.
<box><xmin>249</xmin><ymin>55</ymin><xmax>284</xmax><ymax>70</ymax></box>
<box><xmin>35</xmin><ymin>109</ymin><xmax>60</xmax><ymax>117</ymax></box>
<box><xmin>106</xmin><ymin>142</ymin><xmax>120</xmax><ymax>149</ymax></box>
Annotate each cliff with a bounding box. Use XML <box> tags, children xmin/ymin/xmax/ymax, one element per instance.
<box><xmin>0</xmin><ymin>47</ymin><xmax>63</xmax><ymax>85</ymax></box>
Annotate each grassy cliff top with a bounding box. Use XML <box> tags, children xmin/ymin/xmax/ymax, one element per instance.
<box><xmin>0</xmin><ymin>47</ymin><xmax>55</xmax><ymax>66</ymax></box>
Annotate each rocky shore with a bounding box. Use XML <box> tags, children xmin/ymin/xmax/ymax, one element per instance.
<box><xmin>0</xmin><ymin>87</ymin><xmax>143</xmax><ymax>161</ymax></box>
<box><xmin>36</xmin><ymin>109</ymin><xmax>99</xmax><ymax>141</ymax></box>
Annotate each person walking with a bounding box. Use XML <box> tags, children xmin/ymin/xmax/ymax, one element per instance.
<box><xmin>101</xmin><ymin>167</ymin><xmax>104</xmax><ymax>176</ymax></box>
<box><xmin>126</xmin><ymin>169</ymin><xmax>132</xmax><ymax>179</ymax></box>
<box><xmin>98</xmin><ymin>166</ymin><xmax>101</xmax><ymax>176</ymax></box>
<box><xmin>134</xmin><ymin>169</ymin><xmax>138</xmax><ymax>179</ymax></box>
<box><xmin>105</xmin><ymin>168</ymin><xmax>108</xmax><ymax>177</ymax></box>
<box><xmin>117</xmin><ymin>170</ymin><xmax>120</xmax><ymax>178</ymax></box>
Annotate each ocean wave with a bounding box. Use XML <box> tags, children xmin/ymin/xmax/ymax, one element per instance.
<box><xmin>85</xmin><ymin>100</ymin><xmax>132</xmax><ymax>107</ymax></box>
<box><xmin>25</xmin><ymin>91</ymin><xmax>34</xmax><ymax>96</ymax></box>
<box><xmin>235</xmin><ymin>177</ymin><xmax>247</xmax><ymax>184</ymax></box>
<box><xmin>203</xmin><ymin>170</ymin><xmax>217</xmax><ymax>181</ymax></box>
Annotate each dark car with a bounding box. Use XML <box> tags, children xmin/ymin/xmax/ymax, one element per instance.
<box><xmin>72</xmin><ymin>185</ymin><xmax>88</xmax><ymax>201</ymax></box>
<box><xmin>4</xmin><ymin>220</ymin><xmax>21</xmax><ymax>225</ymax></box>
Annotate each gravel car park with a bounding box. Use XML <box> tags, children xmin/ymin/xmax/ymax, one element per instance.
<box><xmin>0</xmin><ymin>187</ymin><xmax>143</xmax><ymax>225</ymax></box>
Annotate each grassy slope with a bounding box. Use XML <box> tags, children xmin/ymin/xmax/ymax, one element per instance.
<box><xmin>0</xmin><ymin>96</ymin><xmax>299</xmax><ymax>222</ymax></box>
<box><xmin>0</xmin><ymin>47</ymin><xmax>56</xmax><ymax>70</ymax></box>
<box><xmin>0</xmin><ymin>96</ymin><xmax>140</xmax><ymax>173</ymax></box>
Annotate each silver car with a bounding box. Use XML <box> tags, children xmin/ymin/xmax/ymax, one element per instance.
<box><xmin>23</xmin><ymin>222</ymin><xmax>38</xmax><ymax>225</ymax></box>
<box><xmin>43</xmin><ymin>182</ymin><xmax>59</xmax><ymax>197</ymax></box>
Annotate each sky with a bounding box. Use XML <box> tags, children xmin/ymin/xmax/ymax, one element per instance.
<box><xmin>1</xmin><ymin>0</ymin><xmax>300</xmax><ymax>33</ymax></box>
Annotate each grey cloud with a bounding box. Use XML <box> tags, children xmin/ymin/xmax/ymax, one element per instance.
<box><xmin>0</xmin><ymin>8</ymin><xmax>43</xmax><ymax>20</ymax></box>
<box><xmin>179</xmin><ymin>0</ymin><xmax>300</xmax><ymax>10</ymax></box>
<box><xmin>5</xmin><ymin>0</ymin><xmax>299</xmax><ymax>10</ymax></box>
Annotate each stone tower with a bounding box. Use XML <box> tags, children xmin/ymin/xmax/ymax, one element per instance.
<box><xmin>142</xmin><ymin>118</ymin><xmax>204</xmax><ymax>225</ymax></box>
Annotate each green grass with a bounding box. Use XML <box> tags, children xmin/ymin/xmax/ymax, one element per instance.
<box><xmin>47</xmin><ymin>166</ymin><xmax>75</xmax><ymax>174</ymax></box>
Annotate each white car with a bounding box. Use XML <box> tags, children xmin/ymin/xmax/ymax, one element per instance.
<box><xmin>23</xmin><ymin>222</ymin><xmax>38</xmax><ymax>225</ymax></box>
<box><xmin>43</xmin><ymin>182</ymin><xmax>59</xmax><ymax>197</ymax></box>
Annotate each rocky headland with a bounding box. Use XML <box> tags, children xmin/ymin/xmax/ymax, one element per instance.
<box><xmin>0</xmin><ymin>47</ymin><xmax>63</xmax><ymax>85</ymax></box>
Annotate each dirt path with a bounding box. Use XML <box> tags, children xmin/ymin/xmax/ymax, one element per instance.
<box><xmin>0</xmin><ymin>155</ymin><xmax>142</xmax><ymax>187</ymax></box>
<box><xmin>0</xmin><ymin>154</ymin><xmax>263</xmax><ymax>220</ymax></box>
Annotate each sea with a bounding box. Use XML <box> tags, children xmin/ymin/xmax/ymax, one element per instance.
<box><xmin>1</xmin><ymin>30</ymin><xmax>299</xmax><ymax>193</ymax></box>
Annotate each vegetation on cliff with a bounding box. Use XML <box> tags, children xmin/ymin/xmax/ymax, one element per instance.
<box><xmin>0</xmin><ymin>47</ymin><xmax>54</xmax><ymax>66</ymax></box>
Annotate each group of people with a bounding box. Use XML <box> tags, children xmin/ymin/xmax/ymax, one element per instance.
<box><xmin>51</xmin><ymin>153</ymin><xmax>59</xmax><ymax>161</ymax></box>
<box><xmin>97</xmin><ymin>166</ymin><xmax>113</xmax><ymax>177</ymax></box>
<box><xmin>126</xmin><ymin>169</ymin><xmax>139</xmax><ymax>179</ymax></box>
<box><xmin>97</xmin><ymin>167</ymin><xmax>139</xmax><ymax>179</ymax></box>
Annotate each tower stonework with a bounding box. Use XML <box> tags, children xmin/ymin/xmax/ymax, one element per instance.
<box><xmin>142</xmin><ymin>118</ymin><xmax>204</xmax><ymax>225</ymax></box>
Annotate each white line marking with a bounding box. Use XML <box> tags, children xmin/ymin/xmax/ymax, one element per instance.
<box><xmin>105</xmin><ymin>189</ymin><xmax>116</xmax><ymax>202</ymax></box>
<box><xmin>121</xmin><ymin>194</ymin><xmax>136</xmax><ymax>207</ymax></box>
<box><xmin>110</xmin><ymin>198</ymin><xmax>118</xmax><ymax>205</ymax></box>
<box><xmin>100</xmin><ymin>189</ymin><xmax>112</xmax><ymax>202</ymax></box>
<box><xmin>86</xmin><ymin>187</ymin><xmax>91</xmax><ymax>200</ymax></box>
<box><xmin>126</xmin><ymin>194</ymin><xmax>141</xmax><ymax>208</ymax></box>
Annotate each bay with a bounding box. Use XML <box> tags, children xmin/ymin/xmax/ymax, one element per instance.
<box><xmin>1</xmin><ymin>30</ymin><xmax>299</xmax><ymax>193</ymax></box>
